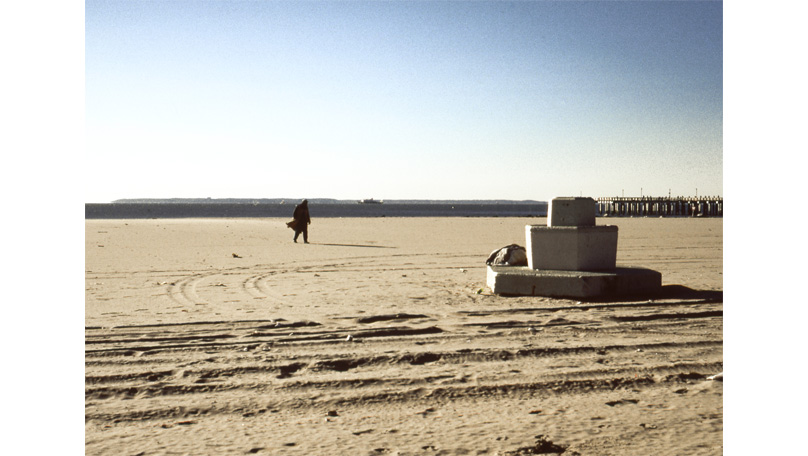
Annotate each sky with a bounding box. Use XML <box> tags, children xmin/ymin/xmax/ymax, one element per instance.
<box><xmin>84</xmin><ymin>0</ymin><xmax>723</xmax><ymax>203</ymax></box>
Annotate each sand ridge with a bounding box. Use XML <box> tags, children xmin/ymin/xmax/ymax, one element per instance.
<box><xmin>86</xmin><ymin>217</ymin><xmax>722</xmax><ymax>455</ymax></box>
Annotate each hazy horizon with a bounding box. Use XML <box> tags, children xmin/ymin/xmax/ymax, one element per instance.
<box><xmin>88</xmin><ymin>194</ymin><xmax>723</xmax><ymax>205</ymax></box>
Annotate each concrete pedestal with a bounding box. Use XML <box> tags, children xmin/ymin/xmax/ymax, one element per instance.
<box><xmin>549</xmin><ymin>197</ymin><xmax>596</xmax><ymax>227</ymax></box>
<box><xmin>486</xmin><ymin>265</ymin><xmax>662</xmax><ymax>299</ymax></box>
<box><xmin>526</xmin><ymin>225</ymin><xmax>618</xmax><ymax>271</ymax></box>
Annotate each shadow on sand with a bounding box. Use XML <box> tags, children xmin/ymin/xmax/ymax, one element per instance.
<box><xmin>654</xmin><ymin>285</ymin><xmax>723</xmax><ymax>302</ymax></box>
<box><xmin>581</xmin><ymin>285</ymin><xmax>723</xmax><ymax>304</ymax></box>
<box><xmin>309</xmin><ymin>243</ymin><xmax>396</xmax><ymax>249</ymax></box>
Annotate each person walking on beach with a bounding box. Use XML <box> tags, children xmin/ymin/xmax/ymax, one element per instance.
<box><xmin>292</xmin><ymin>199</ymin><xmax>311</xmax><ymax>243</ymax></box>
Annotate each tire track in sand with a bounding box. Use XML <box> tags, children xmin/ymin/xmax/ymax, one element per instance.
<box><xmin>166</xmin><ymin>274</ymin><xmax>208</xmax><ymax>307</ymax></box>
<box><xmin>86</xmin><ymin>294</ymin><xmax>722</xmax><ymax>419</ymax></box>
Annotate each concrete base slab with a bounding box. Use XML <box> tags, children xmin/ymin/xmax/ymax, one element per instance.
<box><xmin>487</xmin><ymin>265</ymin><xmax>662</xmax><ymax>299</ymax></box>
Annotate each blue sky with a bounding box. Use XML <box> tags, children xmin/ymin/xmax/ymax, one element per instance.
<box><xmin>85</xmin><ymin>0</ymin><xmax>723</xmax><ymax>202</ymax></box>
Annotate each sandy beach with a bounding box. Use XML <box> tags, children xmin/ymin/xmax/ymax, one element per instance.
<box><xmin>85</xmin><ymin>216</ymin><xmax>722</xmax><ymax>455</ymax></box>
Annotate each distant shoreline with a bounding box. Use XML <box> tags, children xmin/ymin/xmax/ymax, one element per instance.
<box><xmin>107</xmin><ymin>198</ymin><xmax>547</xmax><ymax>205</ymax></box>
<box><xmin>86</xmin><ymin>202</ymin><xmax>549</xmax><ymax>219</ymax></box>
<box><xmin>86</xmin><ymin>199</ymin><xmax>722</xmax><ymax>219</ymax></box>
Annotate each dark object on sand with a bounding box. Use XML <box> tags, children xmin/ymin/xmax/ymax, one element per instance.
<box><xmin>504</xmin><ymin>434</ymin><xmax>567</xmax><ymax>455</ymax></box>
<box><xmin>486</xmin><ymin>244</ymin><xmax>528</xmax><ymax>266</ymax></box>
<box><xmin>292</xmin><ymin>200</ymin><xmax>311</xmax><ymax>243</ymax></box>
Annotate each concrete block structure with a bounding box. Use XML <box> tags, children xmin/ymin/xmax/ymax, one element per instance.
<box><xmin>548</xmin><ymin>197</ymin><xmax>596</xmax><ymax>227</ymax></box>
<box><xmin>487</xmin><ymin>196</ymin><xmax>662</xmax><ymax>299</ymax></box>
<box><xmin>526</xmin><ymin>225</ymin><xmax>617</xmax><ymax>271</ymax></box>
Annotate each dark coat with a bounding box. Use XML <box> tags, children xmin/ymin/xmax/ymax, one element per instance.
<box><xmin>293</xmin><ymin>200</ymin><xmax>311</xmax><ymax>225</ymax></box>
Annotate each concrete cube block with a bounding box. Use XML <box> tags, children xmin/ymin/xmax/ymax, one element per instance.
<box><xmin>526</xmin><ymin>225</ymin><xmax>618</xmax><ymax>271</ymax></box>
<box><xmin>548</xmin><ymin>197</ymin><xmax>596</xmax><ymax>227</ymax></box>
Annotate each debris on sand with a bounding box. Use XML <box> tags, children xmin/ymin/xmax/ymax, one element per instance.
<box><xmin>504</xmin><ymin>434</ymin><xmax>568</xmax><ymax>454</ymax></box>
<box><xmin>486</xmin><ymin>244</ymin><xmax>528</xmax><ymax>266</ymax></box>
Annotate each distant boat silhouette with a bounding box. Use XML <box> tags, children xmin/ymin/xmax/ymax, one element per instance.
<box><xmin>358</xmin><ymin>198</ymin><xmax>383</xmax><ymax>204</ymax></box>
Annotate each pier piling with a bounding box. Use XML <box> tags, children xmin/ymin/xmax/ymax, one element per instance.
<box><xmin>595</xmin><ymin>196</ymin><xmax>722</xmax><ymax>217</ymax></box>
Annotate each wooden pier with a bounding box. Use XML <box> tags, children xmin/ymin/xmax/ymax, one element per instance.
<box><xmin>596</xmin><ymin>196</ymin><xmax>722</xmax><ymax>217</ymax></box>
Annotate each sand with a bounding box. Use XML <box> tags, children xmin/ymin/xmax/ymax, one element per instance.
<box><xmin>85</xmin><ymin>217</ymin><xmax>722</xmax><ymax>455</ymax></box>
